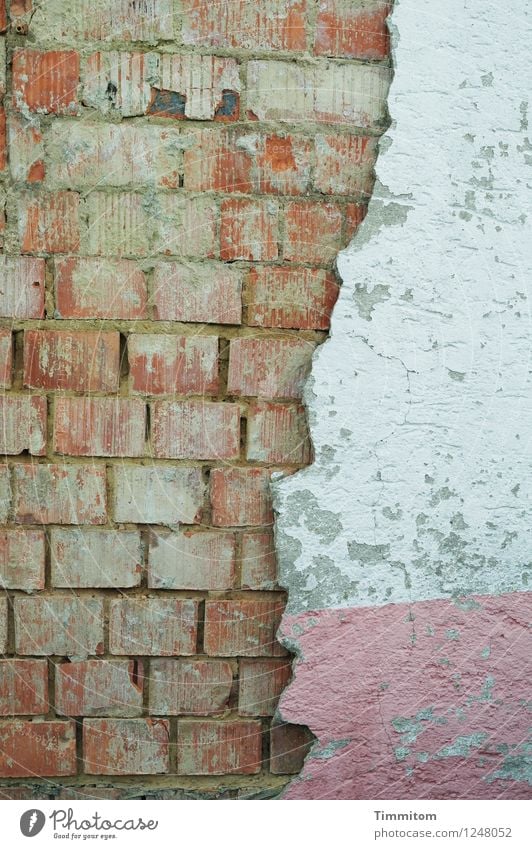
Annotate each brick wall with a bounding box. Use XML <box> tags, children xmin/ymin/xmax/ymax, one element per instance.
<box><xmin>0</xmin><ymin>0</ymin><xmax>390</xmax><ymax>797</ymax></box>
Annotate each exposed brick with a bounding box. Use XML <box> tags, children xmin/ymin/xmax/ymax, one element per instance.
<box><xmin>204</xmin><ymin>599</ymin><xmax>285</xmax><ymax>657</ymax></box>
<box><xmin>0</xmin><ymin>597</ymin><xmax>6</xmax><ymax>652</ymax></box>
<box><xmin>50</xmin><ymin>528</ymin><xmax>142</xmax><ymax>589</ymax></box>
<box><xmin>220</xmin><ymin>199</ymin><xmax>279</xmax><ymax>261</ymax></box>
<box><xmin>83</xmin><ymin>719</ymin><xmax>169</xmax><ymax>775</ymax></box>
<box><xmin>345</xmin><ymin>201</ymin><xmax>367</xmax><ymax>241</ymax></box>
<box><xmin>32</xmin><ymin>0</ymin><xmax>175</xmax><ymax>44</ymax></box>
<box><xmin>0</xmin><ymin>396</ymin><xmax>47</xmax><ymax>455</ymax></box>
<box><xmin>153</xmin><ymin>262</ymin><xmax>242</xmax><ymax>325</ymax></box>
<box><xmin>227</xmin><ymin>337</ymin><xmax>314</xmax><ymax>399</ymax></box>
<box><xmin>0</xmin><ymin>530</ymin><xmax>45</xmax><ymax>591</ymax></box>
<box><xmin>12</xmin><ymin>49</ymin><xmax>79</xmax><ymax>115</ymax></box>
<box><xmin>19</xmin><ymin>191</ymin><xmax>80</xmax><ymax>253</ymax></box>
<box><xmin>0</xmin><ymin>720</ymin><xmax>77</xmax><ymax>777</ymax></box>
<box><xmin>0</xmin><ymin>256</ymin><xmax>45</xmax><ymax>318</ymax></box>
<box><xmin>82</xmin><ymin>51</ymin><xmax>158</xmax><ymax>117</ymax></box>
<box><xmin>0</xmin><ymin>1</ymin><xmax>6</xmax><ymax>32</ymax></box>
<box><xmin>128</xmin><ymin>334</ymin><xmax>219</xmax><ymax>396</ymax></box>
<box><xmin>315</xmin><ymin>0</ymin><xmax>391</xmax><ymax>60</ymax></box>
<box><xmin>241</xmin><ymin>531</ymin><xmax>278</xmax><ymax>590</ymax></box>
<box><xmin>284</xmin><ymin>201</ymin><xmax>345</xmax><ymax>264</ymax></box>
<box><xmin>55</xmin><ymin>257</ymin><xmax>148</xmax><ymax>320</ymax></box>
<box><xmin>14</xmin><ymin>596</ymin><xmax>104</xmax><ymax>656</ymax></box>
<box><xmin>0</xmin><ymin>330</ymin><xmax>12</xmax><ymax>389</ymax></box>
<box><xmin>109</xmin><ymin>598</ymin><xmax>198</xmax><ymax>656</ymax></box>
<box><xmin>314</xmin><ymin>134</ymin><xmax>377</xmax><ymax>196</ymax></box>
<box><xmin>181</xmin><ymin>0</ymin><xmax>307</xmax><ymax>50</ymax></box>
<box><xmin>0</xmin><ymin>108</ymin><xmax>6</xmax><ymax>172</ymax></box>
<box><xmin>54</xmin><ymin>397</ymin><xmax>146</xmax><ymax>457</ymax></box>
<box><xmin>84</xmin><ymin>192</ymin><xmax>149</xmax><ymax>257</ymax></box>
<box><xmin>23</xmin><ymin>330</ymin><xmax>120</xmax><ymax>392</ymax></box>
<box><xmin>0</xmin><ymin>659</ymin><xmax>48</xmax><ymax>715</ymax></box>
<box><xmin>149</xmin><ymin>659</ymin><xmax>233</xmax><ymax>715</ymax></box>
<box><xmin>270</xmin><ymin>721</ymin><xmax>314</xmax><ymax>773</ymax></box>
<box><xmin>148</xmin><ymin>529</ymin><xmax>235</xmax><ymax>591</ymax></box>
<box><xmin>177</xmin><ymin>719</ymin><xmax>262</xmax><ymax>775</ymax></box>
<box><xmin>55</xmin><ymin>660</ymin><xmax>143</xmax><ymax>717</ymax></box>
<box><xmin>113</xmin><ymin>465</ymin><xmax>205</xmax><ymax>525</ymax></box>
<box><xmin>13</xmin><ymin>463</ymin><xmax>107</xmax><ymax>525</ymax></box>
<box><xmin>9</xmin><ymin>1</ymin><xmax>32</xmax><ymax>24</ymax></box>
<box><xmin>211</xmin><ymin>467</ymin><xmax>273</xmax><ymax>527</ymax></box>
<box><xmin>149</xmin><ymin>54</ymin><xmax>240</xmax><ymax>121</ymax></box>
<box><xmin>247</xmin><ymin>401</ymin><xmax>312</xmax><ymax>464</ymax></box>
<box><xmin>7</xmin><ymin>113</ymin><xmax>45</xmax><ymax>183</ymax></box>
<box><xmin>151</xmin><ymin>400</ymin><xmax>240</xmax><ymax>460</ymax></box>
<box><xmin>239</xmin><ymin>659</ymin><xmax>292</xmax><ymax>716</ymax></box>
<box><xmin>244</xmin><ymin>266</ymin><xmax>339</xmax><ymax>330</ymax></box>
<box><xmin>0</xmin><ymin>465</ymin><xmax>10</xmax><ymax>523</ymax></box>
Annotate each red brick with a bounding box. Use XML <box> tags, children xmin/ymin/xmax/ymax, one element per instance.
<box><xmin>19</xmin><ymin>191</ymin><xmax>80</xmax><ymax>253</ymax></box>
<box><xmin>0</xmin><ymin>396</ymin><xmax>47</xmax><ymax>455</ymax></box>
<box><xmin>13</xmin><ymin>463</ymin><xmax>107</xmax><ymax>525</ymax></box>
<box><xmin>0</xmin><ymin>659</ymin><xmax>48</xmax><ymax>715</ymax></box>
<box><xmin>0</xmin><ymin>597</ymin><xmax>6</xmax><ymax>652</ymax></box>
<box><xmin>0</xmin><ymin>465</ymin><xmax>10</xmax><ymax>524</ymax></box>
<box><xmin>244</xmin><ymin>266</ymin><xmax>339</xmax><ymax>330</ymax></box>
<box><xmin>149</xmin><ymin>54</ymin><xmax>240</xmax><ymax>121</ymax></box>
<box><xmin>241</xmin><ymin>531</ymin><xmax>278</xmax><ymax>590</ymax></box>
<box><xmin>247</xmin><ymin>401</ymin><xmax>311</xmax><ymax>464</ymax></box>
<box><xmin>284</xmin><ymin>201</ymin><xmax>345</xmax><ymax>264</ymax></box>
<box><xmin>220</xmin><ymin>199</ymin><xmax>279</xmax><ymax>261</ymax></box>
<box><xmin>24</xmin><ymin>330</ymin><xmax>120</xmax><ymax>392</ymax></box>
<box><xmin>153</xmin><ymin>262</ymin><xmax>242</xmax><ymax>325</ymax></box>
<box><xmin>149</xmin><ymin>659</ymin><xmax>233</xmax><ymax>715</ymax></box>
<box><xmin>181</xmin><ymin>0</ymin><xmax>307</xmax><ymax>50</ymax></box>
<box><xmin>211</xmin><ymin>468</ymin><xmax>273</xmax><ymax>527</ymax></box>
<box><xmin>0</xmin><ymin>256</ymin><xmax>45</xmax><ymax>318</ymax></box>
<box><xmin>109</xmin><ymin>598</ymin><xmax>198</xmax><ymax>656</ymax></box>
<box><xmin>0</xmin><ymin>108</ymin><xmax>6</xmax><ymax>171</ymax></box>
<box><xmin>270</xmin><ymin>721</ymin><xmax>314</xmax><ymax>773</ymax></box>
<box><xmin>50</xmin><ymin>528</ymin><xmax>142</xmax><ymax>589</ymax></box>
<box><xmin>14</xmin><ymin>596</ymin><xmax>104</xmax><ymax>656</ymax></box>
<box><xmin>239</xmin><ymin>659</ymin><xmax>292</xmax><ymax>716</ymax></box>
<box><xmin>177</xmin><ymin>719</ymin><xmax>262</xmax><ymax>775</ymax></box>
<box><xmin>36</xmin><ymin>0</ymin><xmax>175</xmax><ymax>43</ymax></box>
<box><xmin>12</xmin><ymin>49</ymin><xmax>79</xmax><ymax>115</ymax></box>
<box><xmin>148</xmin><ymin>529</ymin><xmax>235</xmax><ymax>591</ymax></box>
<box><xmin>83</xmin><ymin>719</ymin><xmax>169</xmax><ymax>775</ymax></box>
<box><xmin>314</xmin><ymin>134</ymin><xmax>377</xmax><ymax>196</ymax></box>
<box><xmin>55</xmin><ymin>258</ymin><xmax>147</xmax><ymax>320</ymax></box>
<box><xmin>7</xmin><ymin>112</ymin><xmax>45</xmax><ymax>183</ymax></box>
<box><xmin>0</xmin><ymin>1</ymin><xmax>6</xmax><ymax>31</ymax></box>
<box><xmin>0</xmin><ymin>720</ymin><xmax>77</xmax><ymax>777</ymax></box>
<box><xmin>151</xmin><ymin>400</ymin><xmax>240</xmax><ymax>460</ymax></box>
<box><xmin>113</xmin><ymin>466</ymin><xmax>205</xmax><ymax>525</ymax></box>
<box><xmin>227</xmin><ymin>337</ymin><xmax>314</xmax><ymax>399</ymax></box>
<box><xmin>9</xmin><ymin>1</ymin><xmax>32</xmax><ymax>22</ymax></box>
<box><xmin>55</xmin><ymin>660</ymin><xmax>143</xmax><ymax>717</ymax></box>
<box><xmin>0</xmin><ymin>330</ymin><xmax>12</xmax><ymax>389</ymax></box>
<box><xmin>0</xmin><ymin>530</ymin><xmax>45</xmax><ymax>591</ymax></box>
<box><xmin>128</xmin><ymin>334</ymin><xmax>219</xmax><ymax>396</ymax></box>
<box><xmin>345</xmin><ymin>201</ymin><xmax>367</xmax><ymax>241</ymax></box>
<box><xmin>54</xmin><ymin>397</ymin><xmax>146</xmax><ymax>457</ymax></box>
<box><xmin>204</xmin><ymin>599</ymin><xmax>285</xmax><ymax>657</ymax></box>
<box><xmin>82</xmin><ymin>50</ymin><xmax>157</xmax><ymax>117</ymax></box>
<box><xmin>315</xmin><ymin>0</ymin><xmax>391</xmax><ymax>60</ymax></box>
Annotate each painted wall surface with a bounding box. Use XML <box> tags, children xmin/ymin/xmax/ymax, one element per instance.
<box><xmin>276</xmin><ymin>0</ymin><xmax>532</xmax><ymax>798</ymax></box>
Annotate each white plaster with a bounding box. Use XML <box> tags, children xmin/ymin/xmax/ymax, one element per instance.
<box><xmin>275</xmin><ymin>0</ymin><xmax>532</xmax><ymax>612</ymax></box>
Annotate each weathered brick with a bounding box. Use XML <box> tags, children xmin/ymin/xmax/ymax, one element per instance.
<box><xmin>315</xmin><ymin>0</ymin><xmax>391</xmax><ymax>60</ymax></box>
<box><xmin>0</xmin><ymin>659</ymin><xmax>48</xmax><ymax>715</ymax></box>
<box><xmin>0</xmin><ymin>108</ymin><xmax>6</xmax><ymax>172</ymax></box>
<box><xmin>0</xmin><ymin>597</ymin><xmax>6</xmax><ymax>652</ymax></box>
<box><xmin>23</xmin><ymin>330</ymin><xmax>120</xmax><ymax>392</ymax></box>
<box><xmin>284</xmin><ymin>201</ymin><xmax>345</xmax><ymax>264</ymax></box>
<box><xmin>0</xmin><ymin>530</ymin><xmax>45</xmax><ymax>591</ymax></box>
<box><xmin>149</xmin><ymin>54</ymin><xmax>240</xmax><ymax>121</ymax></box>
<box><xmin>13</xmin><ymin>463</ymin><xmax>107</xmax><ymax>525</ymax></box>
<box><xmin>50</xmin><ymin>528</ymin><xmax>142</xmax><ymax>589</ymax></box>
<box><xmin>54</xmin><ymin>397</ymin><xmax>146</xmax><ymax>457</ymax></box>
<box><xmin>314</xmin><ymin>133</ymin><xmax>377</xmax><ymax>195</ymax></box>
<box><xmin>239</xmin><ymin>659</ymin><xmax>292</xmax><ymax>716</ymax></box>
<box><xmin>0</xmin><ymin>1</ymin><xmax>6</xmax><ymax>32</ymax></box>
<box><xmin>204</xmin><ymin>599</ymin><xmax>285</xmax><ymax>656</ymax></box>
<box><xmin>128</xmin><ymin>334</ymin><xmax>219</xmax><ymax>396</ymax></box>
<box><xmin>181</xmin><ymin>0</ymin><xmax>307</xmax><ymax>50</ymax></box>
<box><xmin>113</xmin><ymin>465</ymin><xmax>205</xmax><ymax>525</ymax></box>
<box><xmin>0</xmin><ymin>396</ymin><xmax>47</xmax><ymax>455</ymax></box>
<box><xmin>247</xmin><ymin>401</ymin><xmax>312</xmax><ymax>464</ymax></box>
<box><xmin>14</xmin><ymin>596</ymin><xmax>104</xmax><ymax>656</ymax></box>
<box><xmin>241</xmin><ymin>531</ymin><xmax>278</xmax><ymax>590</ymax></box>
<box><xmin>7</xmin><ymin>113</ymin><xmax>45</xmax><ymax>183</ymax></box>
<box><xmin>247</xmin><ymin>60</ymin><xmax>390</xmax><ymax>127</ymax></box>
<box><xmin>9</xmin><ymin>1</ymin><xmax>32</xmax><ymax>27</ymax></box>
<box><xmin>149</xmin><ymin>659</ymin><xmax>233</xmax><ymax>715</ymax></box>
<box><xmin>270</xmin><ymin>721</ymin><xmax>314</xmax><ymax>773</ymax></box>
<box><xmin>244</xmin><ymin>266</ymin><xmax>339</xmax><ymax>330</ymax></box>
<box><xmin>220</xmin><ymin>199</ymin><xmax>279</xmax><ymax>261</ymax></box>
<box><xmin>55</xmin><ymin>257</ymin><xmax>148</xmax><ymax>320</ymax></box>
<box><xmin>0</xmin><ymin>465</ymin><xmax>10</xmax><ymax>523</ymax></box>
<box><xmin>84</xmin><ymin>192</ymin><xmax>149</xmax><ymax>257</ymax></box>
<box><xmin>345</xmin><ymin>200</ymin><xmax>367</xmax><ymax>241</ymax></box>
<box><xmin>0</xmin><ymin>330</ymin><xmax>11</xmax><ymax>389</ymax></box>
<box><xmin>82</xmin><ymin>51</ymin><xmax>158</xmax><ymax>116</ymax></box>
<box><xmin>55</xmin><ymin>660</ymin><xmax>143</xmax><ymax>717</ymax></box>
<box><xmin>151</xmin><ymin>400</ymin><xmax>240</xmax><ymax>460</ymax></box>
<box><xmin>34</xmin><ymin>0</ymin><xmax>173</xmax><ymax>42</ymax></box>
<box><xmin>109</xmin><ymin>598</ymin><xmax>198</xmax><ymax>656</ymax></box>
<box><xmin>148</xmin><ymin>529</ymin><xmax>235</xmax><ymax>591</ymax></box>
<box><xmin>19</xmin><ymin>191</ymin><xmax>80</xmax><ymax>253</ymax></box>
<box><xmin>83</xmin><ymin>719</ymin><xmax>169</xmax><ymax>775</ymax></box>
<box><xmin>211</xmin><ymin>467</ymin><xmax>273</xmax><ymax>527</ymax></box>
<box><xmin>0</xmin><ymin>256</ymin><xmax>45</xmax><ymax>318</ymax></box>
<box><xmin>153</xmin><ymin>262</ymin><xmax>242</xmax><ymax>325</ymax></box>
<box><xmin>227</xmin><ymin>337</ymin><xmax>314</xmax><ymax>399</ymax></box>
<box><xmin>0</xmin><ymin>720</ymin><xmax>77</xmax><ymax>777</ymax></box>
<box><xmin>177</xmin><ymin>719</ymin><xmax>262</xmax><ymax>775</ymax></box>
<box><xmin>12</xmin><ymin>49</ymin><xmax>80</xmax><ymax>115</ymax></box>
